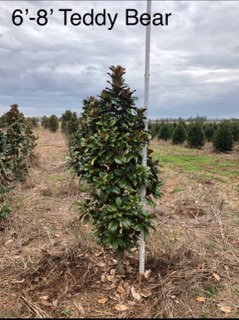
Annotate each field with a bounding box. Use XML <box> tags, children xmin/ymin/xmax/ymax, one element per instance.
<box><xmin>0</xmin><ymin>128</ymin><xmax>239</xmax><ymax>318</ymax></box>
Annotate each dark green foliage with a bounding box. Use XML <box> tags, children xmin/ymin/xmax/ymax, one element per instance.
<box><xmin>148</xmin><ymin>120</ymin><xmax>160</xmax><ymax>139</ymax></box>
<box><xmin>67</xmin><ymin>112</ymin><xmax>78</xmax><ymax>135</ymax></box>
<box><xmin>48</xmin><ymin>115</ymin><xmax>59</xmax><ymax>133</ymax></box>
<box><xmin>158</xmin><ymin>122</ymin><xmax>172</xmax><ymax>141</ymax></box>
<box><xmin>41</xmin><ymin>116</ymin><xmax>49</xmax><ymax>129</ymax></box>
<box><xmin>187</xmin><ymin>120</ymin><xmax>205</xmax><ymax>149</ymax></box>
<box><xmin>204</xmin><ymin>123</ymin><xmax>217</xmax><ymax>142</ymax></box>
<box><xmin>26</xmin><ymin>117</ymin><xmax>39</xmax><ymax>128</ymax></box>
<box><xmin>61</xmin><ymin>110</ymin><xmax>72</xmax><ymax>133</ymax></box>
<box><xmin>61</xmin><ymin>110</ymin><xmax>79</xmax><ymax>150</ymax></box>
<box><xmin>61</xmin><ymin>110</ymin><xmax>79</xmax><ymax>136</ymax></box>
<box><xmin>230</xmin><ymin>121</ymin><xmax>239</xmax><ymax>143</ymax></box>
<box><xmin>168</xmin><ymin>123</ymin><xmax>175</xmax><ymax>138</ymax></box>
<box><xmin>0</xmin><ymin>114</ymin><xmax>7</xmax><ymax>128</ymax></box>
<box><xmin>0</xmin><ymin>105</ymin><xmax>36</xmax><ymax>218</ymax></box>
<box><xmin>172</xmin><ymin>122</ymin><xmax>177</xmax><ymax>129</ymax></box>
<box><xmin>172</xmin><ymin>121</ymin><xmax>187</xmax><ymax>144</ymax></box>
<box><xmin>69</xmin><ymin>66</ymin><xmax>162</xmax><ymax>269</ymax></box>
<box><xmin>213</xmin><ymin>121</ymin><xmax>234</xmax><ymax>152</ymax></box>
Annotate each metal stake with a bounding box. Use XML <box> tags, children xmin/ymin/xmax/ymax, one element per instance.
<box><xmin>139</xmin><ymin>0</ymin><xmax>152</xmax><ymax>275</ymax></box>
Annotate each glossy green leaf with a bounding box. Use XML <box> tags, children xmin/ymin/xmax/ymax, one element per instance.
<box><xmin>115</xmin><ymin>197</ymin><xmax>122</xmax><ymax>208</ymax></box>
<box><xmin>108</xmin><ymin>219</ymin><xmax>118</xmax><ymax>232</ymax></box>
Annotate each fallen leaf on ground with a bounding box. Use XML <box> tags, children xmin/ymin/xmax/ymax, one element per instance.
<box><xmin>220</xmin><ymin>306</ymin><xmax>232</xmax><ymax>314</ymax></box>
<box><xmin>98</xmin><ymin>297</ymin><xmax>109</xmax><ymax>304</ymax></box>
<box><xmin>40</xmin><ymin>295</ymin><xmax>49</xmax><ymax>301</ymax></box>
<box><xmin>196</xmin><ymin>297</ymin><xmax>206</xmax><ymax>302</ymax></box>
<box><xmin>144</xmin><ymin>269</ymin><xmax>151</xmax><ymax>279</ymax></box>
<box><xmin>212</xmin><ymin>273</ymin><xmax>221</xmax><ymax>281</ymax></box>
<box><xmin>125</xmin><ymin>260</ymin><xmax>130</xmax><ymax>266</ymax></box>
<box><xmin>5</xmin><ymin>239</ymin><xmax>13</xmax><ymax>245</ymax></box>
<box><xmin>41</xmin><ymin>248</ymin><xmax>51</xmax><ymax>256</ymax></box>
<box><xmin>115</xmin><ymin>304</ymin><xmax>128</xmax><ymax>311</ymax></box>
<box><xmin>117</xmin><ymin>284</ymin><xmax>125</xmax><ymax>294</ymax></box>
<box><xmin>110</xmin><ymin>282</ymin><xmax>116</xmax><ymax>289</ymax></box>
<box><xmin>106</xmin><ymin>275</ymin><xmax>115</xmax><ymax>282</ymax></box>
<box><xmin>110</xmin><ymin>268</ymin><xmax>116</xmax><ymax>275</ymax></box>
<box><xmin>131</xmin><ymin>286</ymin><xmax>141</xmax><ymax>301</ymax></box>
<box><xmin>123</xmin><ymin>281</ymin><xmax>129</xmax><ymax>289</ymax></box>
<box><xmin>97</xmin><ymin>262</ymin><xmax>106</xmax><ymax>268</ymax></box>
<box><xmin>115</xmin><ymin>293</ymin><xmax>121</xmax><ymax>301</ymax></box>
<box><xmin>126</xmin><ymin>265</ymin><xmax>133</xmax><ymax>273</ymax></box>
<box><xmin>94</xmin><ymin>251</ymin><xmax>103</xmax><ymax>257</ymax></box>
<box><xmin>140</xmin><ymin>288</ymin><xmax>152</xmax><ymax>297</ymax></box>
<box><xmin>101</xmin><ymin>274</ymin><xmax>106</xmax><ymax>282</ymax></box>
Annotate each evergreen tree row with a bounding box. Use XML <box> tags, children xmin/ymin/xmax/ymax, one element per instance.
<box><xmin>149</xmin><ymin>119</ymin><xmax>239</xmax><ymax>152</ymax></box>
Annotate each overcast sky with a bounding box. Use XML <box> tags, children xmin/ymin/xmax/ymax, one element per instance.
<box><xmin>0</xmin><ymin>0</ymin><xmax>238</xmax><ymax>119</ymax></box>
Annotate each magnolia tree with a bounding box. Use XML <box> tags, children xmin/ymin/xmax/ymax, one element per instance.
<box><xmin>0</xmin><ymin>105</ymin><xmax>36</xmax><ymax>218</ymax></box>
<box><xmin>48</xmin><ymin>115</ymin><xmax>59</xmax><ymax>133</ymax></box>
<box><xmin>70</xmin><ymin>66</ymin><xmax>162</xmax><ymax>273</ymax></box>
<box><xmin>61</xmin><ymin>110</ymin><xmax>79</xmax><ymax>148</ymax></box>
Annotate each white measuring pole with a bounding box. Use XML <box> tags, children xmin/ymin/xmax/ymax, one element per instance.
<box><xmin>139</xmin><ymin>0</ymin><xmax>152</xmax><ymax>275</ymax></box>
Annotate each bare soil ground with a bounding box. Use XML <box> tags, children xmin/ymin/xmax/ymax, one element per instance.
<box><xmin>0</xmin><ymin>130</ymin><xmax>238</xmax><ymax>318</ymax></box>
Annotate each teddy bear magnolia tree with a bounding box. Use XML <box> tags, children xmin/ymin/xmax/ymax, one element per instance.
<box><xmin>69</xmin><ymin>66</ymin><xmax>162</xmax><ymax>274</ymax></box>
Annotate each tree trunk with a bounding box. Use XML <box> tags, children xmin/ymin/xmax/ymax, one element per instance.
<box><xmin>117</xmin><ymin>251</ymin><xmax>125</xmax><ymax>275</ymax></box>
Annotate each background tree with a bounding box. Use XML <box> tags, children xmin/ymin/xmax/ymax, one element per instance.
<box><xmin>158</xmin><ymin>121</ymin><xmax>171</xmax><ymax>141</ymax></box>
<box><xmin>213</xmin><ymin>121</ymin><xmax>234</xmax><ymax>152</ymax></box>
<box><xmin>204</xmin><ymin>123</ymin><xmax>217</xmax><ymax>142</ymax></box>
<box><xmin>48</xmin><ymin>115</ymin><xmax>59</xmax><ymax>133</ymax></box>
<box><xmin>148</xmin><ymin>120</ymin><xmax>160</xmax><ymax>139</ymax></box>
<box><xmin>69</xmin><ymin>66</ymin><xmax>162</xmax><ymax>274</ymax></box>
<box><xmin>172</xmin><ymin>121</ymin><xmax>187</xmax><ymax>144</ymax></box>
<box><xmin>148</xmin><ymin>121</ymin><xmax>156</xmax><ymax>139</ymax></box>
<box><xmin>187</xmin><ymin>120</ymin><xmax>205</xmax><ymax>148</ymax></box>
<box><xmin>0</xmin><ymin>105</ymin><xmax>36</xmax><ymax>218</ymax></box>
<box><xmin>61</xmin><ymin>110</ymin><xmax>73</xmax><ymax>133</ymax></box>
<box><xmin>26</xmin><ymin>117</ymin><xmax>39</xmax><ymax>128</ymax></box>
<box><xmin>41</xmin><ymin>116</ymin><xmax>49</xmax><ymax>129</ymax></box>
<box><xmin>67</xmin><ymin>112</ymin><xmax>78</xmax><ymax>136</ymax></box>
<box><xmin>61</xmin><ymin>110</ymin><xmax>79</xmax><ymax>148</ymax></box>
<box><xmin>230</xmin><ymin>121</ymin><xmax>239</xmax><ymax>143</ymax></box>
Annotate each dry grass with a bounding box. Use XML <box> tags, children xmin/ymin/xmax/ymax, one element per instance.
<box><xmin>0</xmin><ymin>128</ymin><xmax>238</xmax><ymax>318</ymax></box>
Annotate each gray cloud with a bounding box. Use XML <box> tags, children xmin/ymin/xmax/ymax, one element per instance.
<box><xmin>0</xmin><ymin>0</ymin><xmax>238</xmax><ymax>118</ymax></box>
